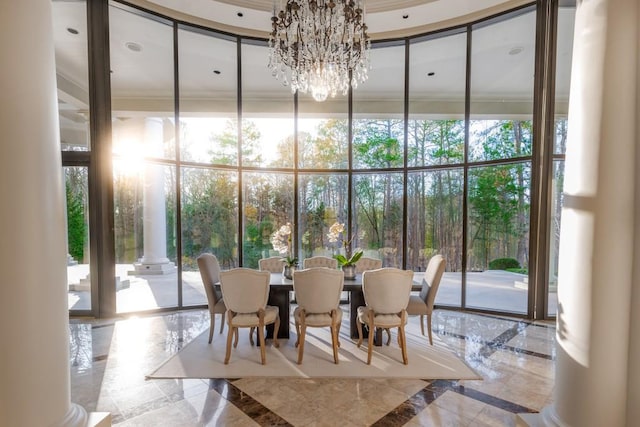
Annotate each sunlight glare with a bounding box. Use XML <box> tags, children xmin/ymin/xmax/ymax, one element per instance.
<box><xmin>113</xmin><ymin>137</ymin><xmax>146</xmax><ymax>176</ymax></box>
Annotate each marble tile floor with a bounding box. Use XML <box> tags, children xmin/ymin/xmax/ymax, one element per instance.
<box><xmin>69</xmin><ymin>309</ymin><xmax>556</xmax><ymax>426</ymax></box>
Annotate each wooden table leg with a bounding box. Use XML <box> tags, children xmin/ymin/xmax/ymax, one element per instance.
<box><xmin>267</xmin><ymin>287</ymin><xmax>289</xmax><ymax>339</ymax></box>
<box><xmin>350</xmin><ymin>289</ymin><xmax>383</xmax><ymax>346</ymax></box>
<box><xmin>350</xmin><ymin>289</ymin><xmax>365</xmax><ymax>340</ymax></box>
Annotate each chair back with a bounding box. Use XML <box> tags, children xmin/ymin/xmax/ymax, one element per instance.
<box><xmin>303</xmin><ymin>256</ymin><xmax>338</xmax><ymax>269</ymax></box>
<box><xmin>420</xmin><ymin>255</ymin><xmax>446</xmax><ymax>309</ymax></box>
<box><xmin>293</xmin><ymin>268</ymin><xmax>344</xmax><ymax>313</ymax></box>
<box><xmin>197</xmin><ymin>253</ymin><xmax>222</xmax><ymax>308</ymax></box>
<box><xmin>354</xmin><ymin>257</ymin><xmax>382</xmax><ymax>274</ymax></box>
<box><xmin>220</xmin><ymin>268</ymin><xmax>270</xmax><ymax>314</ymax></box>
<box><xmin>362</xmin><ymin>268</ymin><xmax>413</xmax><ymax>313</ymax></box>
<box><xmin>259</xmin><ymin>256</ymin><xmax>284</xmax><ymax>273</ymax></box>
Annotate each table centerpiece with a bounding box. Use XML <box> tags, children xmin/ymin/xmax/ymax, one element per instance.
<box><xmin>271</xmin><ymin>222</ymin><xmax>298</xmax><ymax>279</ymax></box>
<box><xmin>327</xmin><ymin>222</ymin><xmax>363</xmax><ymax>280</ymax></box>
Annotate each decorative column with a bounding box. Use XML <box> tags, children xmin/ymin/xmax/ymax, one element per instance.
<box><xmin>520</xmin><ymin>0</ymin><xmax>639</xmax><ymax>426</ymax></box>
<box><xmin>0</xmin><ymin>1</ymin><xmax>94</xmax><ymax>426</ymax></box>
<box><xmin>132</xmin><ymin>117</ymin><xmax>175</xmax><ymax>275</ymax></box>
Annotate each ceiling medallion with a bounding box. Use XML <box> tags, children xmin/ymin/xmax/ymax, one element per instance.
<box><xmin>268</xmin><ymin>0</ymin><xmax>371</xmax><ymax>102</ymax></box>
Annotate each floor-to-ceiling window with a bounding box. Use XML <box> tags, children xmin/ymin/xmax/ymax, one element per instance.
<box><xmin>408</xmin><ymin>31</ymin><xmax>467</xmax><ymax>307</ymax></box>
<box><xmin>53</xmin><ymin>0</ymin><xmax>92</xmax><ymax>312</ymax></box>
<box><xmin>547</xmin><ymin>5</ymin><xmax>575</xmax><ymax>316</ymax></box>
<box><xmin>352</xmin><ymin>43</ymin><xmax>405</xmax><ymax>267</ymax></box>
<box><xmin>110</xmin><ymin>5</ymin><xmax>178</xmax><ymax>313</ymax></box>
<box><xmin>465</xmin><ymin>10</ymin><xmax>536</xmax><ymax>314</ymax></box>
<box><xmin>178</xmin><ymin>28</ymin><xmax>239</xmax><ymax>306</ymax></box>
<box><xmin>240</xmin><ymin>40</ymin><xmax>296</xmax><ymax>267</ymax></box>
<box><xmin>55</xmin><ymin>0</ymin><xmax>575</xmax><ymax>319</ymax></box>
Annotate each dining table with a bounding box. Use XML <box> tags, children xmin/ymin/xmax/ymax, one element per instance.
<box><xmin>265</xmin><ymin>272</ymin><xmax>422</xmax><ymax>346</ymax></box>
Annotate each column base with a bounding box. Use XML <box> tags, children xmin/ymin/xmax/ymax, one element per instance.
<box><xmin>517</xmin><ymin>405</ymin><xmax>564</xmax><ymax>427</ymax></box>
<box><xmin>129</xmin><ymin>261</ymin><xmax>176</xmax><ymax>275</ymax></box>
<box><xmin>54</xmin><ymin>403</ymin><xmax>87</xmax><ymax>427</ymax></box>
<box><xmin>87</xmin><ymin>412</ymin><xmax>111</xmax><ymax>427</ymax></box>
<box><xmin>69</xmin><ymin>275</ymin><xmax>130</xmax><ymax>292</ymax></box>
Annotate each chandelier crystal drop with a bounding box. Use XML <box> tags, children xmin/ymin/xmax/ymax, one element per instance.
<box><xmin>268</xmin><ymin>0</ymin><xmax>371</xmax><ymax>102</ymax></box>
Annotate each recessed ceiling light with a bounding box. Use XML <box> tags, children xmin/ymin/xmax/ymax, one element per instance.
<box><xmin>125</xmin><ymin>41</ymin><xmax>143</xmax><ymax>53</ymax></box>
<box><xmin>427</xmin><ymin>72</ymin><xmax>435</xmax><ymax>77</ymax></box>
<box><xmin>509</xmin><ymin>46</ymin><xmax>524</xmax><ymax>55</ymax></box>
<box><xmin>402</xmin><ymin>14</ymin><xmax>409</xmax><ymax>19</ymax></box>
<box><xmin>213</xmin><ymin>70</ymin><xmax>221</xmax><ymax>75</ymax></box>
<box><xmin>237</xmin><ymin>11</ymin><xmax>244</xmax><ymax>17</ymax></box>
<box><xmin>67</xmin><ymin>27</ymin><xmax>79</xmax><ymax>35</ymax></box>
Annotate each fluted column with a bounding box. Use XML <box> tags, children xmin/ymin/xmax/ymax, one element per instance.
<box><xmin>521</xmin><ymin>0</ymin><xmax>639</xmax><ymax>426</ymax></box>
<box><xmin>0</xmin><ymin>1</ymin><xmax>87</xmax><ymax>426</ymax></box>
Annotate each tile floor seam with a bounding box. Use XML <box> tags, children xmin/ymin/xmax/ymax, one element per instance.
<box><xmin>208</xmin><ymin>378</ymin><xmax>293</xmax><ymax>426</ymax></box>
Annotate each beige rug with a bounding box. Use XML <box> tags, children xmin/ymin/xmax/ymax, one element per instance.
<box><xmin>147</xmin><ymin>321</ymin><xmax>481</xmax><ymax>380</ymax></box>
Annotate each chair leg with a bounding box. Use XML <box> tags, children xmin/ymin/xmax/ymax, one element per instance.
<box><xmin>356</xmin><ymin>316</ymin><xmax>364</xmax><ymax>348</ymax></box>
<box><xmin>385</xmin><ymin>328</ymin><xmax>391</xmax><ymax>346</ymax></box>
<box><xmin>427</xmin><ymin>314</ymin><xmax>433</xmax><ymax>345</ymax></box>
<box><xmin>208</xmin><ymin>315</ymin><xmax>215</xmax><ymax>344</ymax></box>
<box><xmin>258</xmin><ymin>309</ymin><xmax>266</xmax><ymax>364</ymax></box>
<box><xmin>249</xmin><ymin>327</ymin><xmax>255</xmax><ymax>346</ymax></box>
<box><xmin>224</xmin><ymin>326</ymin><xmax>235</xmax><ymax>364</ymax></box>
<box><xmin>273</xmin><ymin>315</ymin><xmax>280</xmax><ymax>348</ymax></box>
<box><xmin>224</xmin><ymin>312</ymin><xmax>235</xmax><ymax>364</ymax></box>
<box><xmin>219</xmin><ymin>312</ymin><xmax>225</xmax><ymax>334</ymax></box>
<box><xmin>294</xmin><ymin>309</ymin><xmax>303</xmax><ymax>348</ymax></box>
<box><xmin>233</xmin><ymin>325</ymin><xmax>239</xmax><ymax>348</ymax></box>
<box><xmin>367</xmin><ymin>311</ymin><xmax>374</xmax><ymax>365</ymax></box>
<box><xmin>420</xmin><ymin>315</ymin><xmax>425</xmax><ymax>336</ymax></box>
<box><xmin>297</xmin><ymin>323</ymin><xmax>306</xmax><ymax>365</ymax></box>
<box><xmin>331</xmin><ymin>310</ymin><xmax>339</xmax><ymax>364</ymax></box>
<box><xmin>400</xmin><ymin>311</ymin><xmax>408</xmax><ymax>365</ymax></box>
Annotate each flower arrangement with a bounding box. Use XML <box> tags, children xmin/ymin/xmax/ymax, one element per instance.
<box><xmin>327</xmin><ymin>222</ymin><xmax>363</xmax><ymax>267</ymax></box>
<box><xmin>270</xmin><ymin>222</ymin><xmax>298</xmax><ymax>267</ymax></box>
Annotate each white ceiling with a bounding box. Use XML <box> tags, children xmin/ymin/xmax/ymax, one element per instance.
<box><xmin>52</xmin><ymin>0</ymin><xmax>575</xmax><ymax>145</ymax></box>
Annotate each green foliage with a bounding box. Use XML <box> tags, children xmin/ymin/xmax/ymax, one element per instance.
<box><xmin>334</xmin><ymin>250</ymin><xmax>363</xmax><ymax>267</ymax></box>
<box><xmin>111</xmin><ymin>117</ymin><xmax>532</xmax><ymax>277</ymax></box>
<box><xmin>489</xmin><ymin>258</ymin><xmax>521</xmax><ymax>270</ymax></box>
<box><xmin>66</xmin><ymin>183</ymin><xmax>86</xmax><ymax>262</ymax></box>
<box><xmin>506</xmin><ymin>267</ymin><xmax>528</xmax><ymax>274</ymax></box>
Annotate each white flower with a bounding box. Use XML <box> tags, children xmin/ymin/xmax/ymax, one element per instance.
<box><xmin>271</xmin><ymin>222</ymin><xmax>293</xmax><ymax>255</ymax></box>
<box><xmin>327</xmin><ymin>222</ymin><xmax>345</xmax><ymax>243</ymax></box>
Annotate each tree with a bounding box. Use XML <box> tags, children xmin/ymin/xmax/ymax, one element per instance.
<box><xmin>66</xmin><ymin>182</ymin><xmax>86</xmax><ymax>262</ymax></box>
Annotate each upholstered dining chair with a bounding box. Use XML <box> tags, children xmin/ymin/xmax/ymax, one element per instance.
<box><xmin>293</xmin><ymin>267</ymin><xmax>344</xmax><ymax>364</ymax></box>
<box><xmin>406</xmin><ymin>254</ymin><xmax>446</xmax><ymax>345</ymax></box>
<box><xmin>259</xmin><ymin>256</ymin><xmax>284</xmax><ymax>273</ymax></box>
<box><xmin>197</xmin><ymin>253</ymin><xmax>226</xmax><ymax>343</ymax></box>
<box><xmin>303</xmin><ymin>256</ymin><xmax>338</xmax><ymax>269</ymax></box>
<box><xmin>219</xmin><ymin>268</ymin><xmax>280</xmax><ymax>365</ymax></box>
<box><xmin>354</xmin><ymin>257</ymin><xmax>382</xmax><ymax>274</ymax></box>
<box><xmin>356</xmin><ymin>268</ymin><xmax>413</xmax><ymax>365</ymax></box>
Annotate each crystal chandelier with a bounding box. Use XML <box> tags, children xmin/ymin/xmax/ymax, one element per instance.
<box><xmin>268</xmin><ymin>0</ymin><xmax>371</xmax><ymax>102</ymax></box>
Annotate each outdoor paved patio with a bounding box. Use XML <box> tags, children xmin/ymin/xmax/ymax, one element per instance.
<box><xmin>68</xmin><ymin>265</ymin><xmax>557</xmax><ymax>316</ymax></box>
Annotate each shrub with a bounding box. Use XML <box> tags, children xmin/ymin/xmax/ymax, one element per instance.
<box><xmin>488</xmin><ymin>257</ymin><xmax>520</xmax><ymax>270</ymax></box>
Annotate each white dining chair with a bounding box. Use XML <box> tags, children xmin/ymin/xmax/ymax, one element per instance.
<box><xmin>293</xmin><ymin>267</ymin><xmax>344</xmax><ymax>364</ymax></box>
<box><xmin>220</xmin><ymin>268</ymin><xmax>280</xmax><ymax>365</ymax></box>
<box><xmin>356</xmin><ymin>268</ymin><xmax>413</xmax><ymax>365</ymax></box>
<box><xmin>259</xmin><ymin>256</ymin><xmax>284</xmax><ymax>273</ymax></box>
<box><xmin>406</xmin><ymin>254</ymin><xmax>446</xmax><ymax>345</ymax></box>
<box><xmin>303</xmin><ymin>256</ymin><xmax>338</xmax><ymax>269</ymax></box>
<box><xmin>197</xmin><ymin>254</ymin><xmax>226</xmax><ymax>343</ymax></box>
<box><xmin>354</xmin><ymin>257</ymin><xmax>382</xmax><ymax>274</ymax></box>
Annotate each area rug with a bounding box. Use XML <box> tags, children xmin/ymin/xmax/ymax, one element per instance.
<box><xmin>147</xmin><ymin>321</ymin><xmax>481</xmax><ymax>380</ymax></box>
